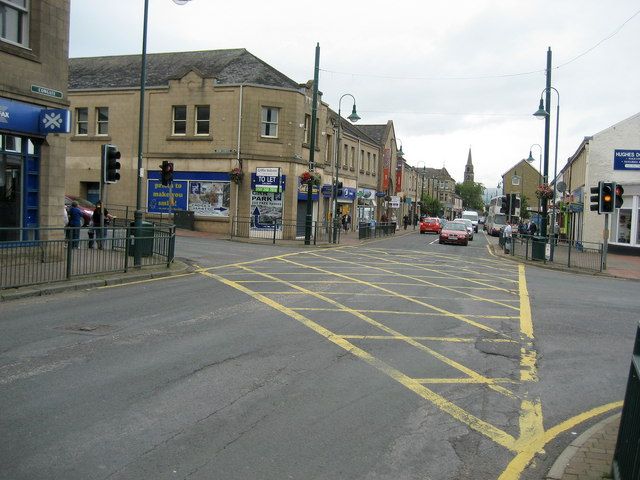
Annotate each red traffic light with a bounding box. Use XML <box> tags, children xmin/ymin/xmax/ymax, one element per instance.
<box><xmin>615</xmin><ymin>184</ymin><xmax>624</xmax><ymax>208</ymax></box>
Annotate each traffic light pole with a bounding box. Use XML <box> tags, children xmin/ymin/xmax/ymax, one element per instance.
<box><xmin>304</xmin><ymin>43</ymin><xmax>320</xmax><ymax>246</ymax></box>
<box><xmin>602</xmin><ymin>213</ymin><xmax>609</xmax><ymax>271</ymax></box>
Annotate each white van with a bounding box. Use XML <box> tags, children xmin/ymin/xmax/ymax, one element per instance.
<box><xmin>461</xmin><ymin>211</ymin><xmax>479</xmax><ymax>232</ymax></box>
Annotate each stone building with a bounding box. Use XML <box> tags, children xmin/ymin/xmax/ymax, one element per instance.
<box><xmin>464</xmin><ymin>147</ymin><xmax>474</xmax><ymax>184</ymax></box>
<box><xmin>557</xmin><ymin>112</ymin><xmax>640</xmax><ymax>252</ymax></box>
<box><xmin>0</xmin><ymin>0</ymin><xmax>71</xmax><ymax>240</ymax></box>
<box><xmin>67</xmin><ymin>49</ymin><xmax>388</xmax><ymax>235</ymax></box>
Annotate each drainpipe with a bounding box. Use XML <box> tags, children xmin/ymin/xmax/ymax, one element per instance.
<box><xmin>234</xmin><ymin>85</ymin><xmax>243</xmax><ymax>231</ymax></box>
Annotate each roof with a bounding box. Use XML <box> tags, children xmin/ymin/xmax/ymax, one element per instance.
<box><xmin>327</xmin><ymin>110</ymin><xmax>378</xmax><ymax>146</ymax></box>
<box><xmin>416</xmin><ymin>167</ymin><xmax>454</xmax><ymax>181</ymax></box>
<box><xmin>356</xmin><ymin>125</ymin><xmax>387</xmax><ymax>145</ymax></box>
<box><xmin>69</xmin><ymin>49</ymin><xmax>301</xmax><ymax>90</ymax></box>
<box><xmin>500</xmin><ymin>158</ymin><xmax>539</xmax><ymax>178</ymax></box>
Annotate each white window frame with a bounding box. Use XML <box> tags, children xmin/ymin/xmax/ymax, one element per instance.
<box><xmin>95</xmin><ymin>107</ymin><xmax>108</xmax><ymax>136</ymax></box>
<box><xmin>303</xmin><ymin>114</ymin><xmax>310</xmax><ymax>144</ymax></box>
<box><xmin>75</xmin><ymin>107</ymin><xmax>88</xmax><ymax>136</ymax></box>
<box><xmin>195</xmin><ymin>105</ymin><xmax>210</xmax><ymax>136</ymax></box>
<box><xmin>0</xmin><ymin>0</ymin><xmax>29</xmax><ymax>47</ymax></box>
<box><xmin>172</xmin><ymin>105</ymin><xmax>187</xmax><ymax>136</ymax></box>
<box><xmin>261</xmin><ymin>107</ymin><xmax>279</xmax><ymax>138</ymax></box>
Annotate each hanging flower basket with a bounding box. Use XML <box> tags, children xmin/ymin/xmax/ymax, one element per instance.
<box><xmin>299</xmin><ymin>171</ymin><xmax>321</xmax><ymax>186</ymax></box>
<box><xmin>230</xmin><ymin>167</ymin><xmax>243</xmax><ymax>184</ymax></box>
<box><xmin>535</xmin><ymin>183</ymin><xmax>554</xmax><ymax>200</ymax></box>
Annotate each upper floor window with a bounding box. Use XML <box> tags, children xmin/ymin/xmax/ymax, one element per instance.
<box><xmin>303</xmin><ymin>114</ymin><xmax>310</xmax><ymax>144</ymax></box>
<box><xmin>373</xmin><ymin>154</ymin><xmax>377</xmax><ymax>173</ymax></box>
<box><xmin>343</xmin><ymin>145</ymin><xmax>348</xmax><ymax>168</ymax></box>
<box><xmin>350</xmin><ymin>147</ymin><xmax>355</xmax><ymax>169</ymax></box>
<box><xmin>96</xmin><ymin>107</ymin><xmax>108</xmax><ymax>135</ymax></box>
<box><xmin>367</xmin><ymin>152</ymin><xmax>371</xmax><ymax>172</ymax></box>
<box><xmin>325</xmin><ymin>133</ymin><xmax>333</xmax><ymax>166</ymax></box>
<box><xmin>261</xmin><ymin>107</ymin><xmax>279</xmax><ymax>138</ymax></box>
<box><xmin>360</xmin><ymin>149</ymin><xmax>365</xmax><ymax>171</ymax></box>
<box><xmin>195</xmin><ymin>105</ymin><xmax>210</xmax><ymax>135</ymax></box>
<box><xmin>0</xmin><ymin>0</ymin><xmax>29</xmax><ymax>47</ymax></box>
<box><xmin>75</xmin><ymin>107</ymin><xmax>88</xmax><ymax>135</ymax></box>
<box><xmin>172</xmin><ymin>105</ymin><xmax>186</xmax><ymax>135</ymax></box>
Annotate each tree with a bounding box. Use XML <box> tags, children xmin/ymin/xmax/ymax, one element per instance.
<box><xmin>519</xmin><ymin>195</ymin><xmax>530</xmax><ymax>220</ymax></box>
<box><xmin>420</xmin><ymin>193</ymin><xmax>443</xmax><ymax>217</ymax></box>
<box><xmin>455</xmin><ymin>182</ymin><xmax>485</xmax><ymax>211</ymax></box>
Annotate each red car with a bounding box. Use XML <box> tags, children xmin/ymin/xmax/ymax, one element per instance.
<box><xmin>439</xmin><ymin>222</ymin><xmax>469</xmax><ymax>246</ymax></box>
<box><xmin>420</xmin><ymin>217</ymin><xmax>441</xmax><ymax>234</ymax></box>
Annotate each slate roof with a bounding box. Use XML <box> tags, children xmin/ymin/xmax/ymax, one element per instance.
<box><xmin>356</xmin><ymin>124</ymin><xmax>387</xmax><ymax>145</ymax></box>
<box><xmin>327</xmin><ymin>110</ymin><xmax>378</xmax><ymax>145</ymax></box>
<box><xmin>69</xmin><ymin>49</ymin><xmax>301</xmax><ymax>90</ymax></box>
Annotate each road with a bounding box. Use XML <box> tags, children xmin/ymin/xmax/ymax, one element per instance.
<box><xmin>1</xmin><ymin>231</ymin><xmax>637</xmax><ymax>480</ymax></box>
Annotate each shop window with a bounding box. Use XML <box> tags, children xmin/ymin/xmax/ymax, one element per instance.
<box><xmin>195</xmin><ymin>105</ymin><xmax>210</xmax><ymax>135</ymax></box>
<box><xmin>75</xmin><ymin>107</ymin><xmax>88</xmax><ymax>135</ymax></box>
<box><xmin>0</xmin><ymin>0</ymin><xmax>29</xmax><ymax>47</ymax></box>
<box><xmin>172</xmin><ymin>105</ymin><xmax>186</xmax><ymax>135</ymax></box>
<box><xmin>96</xmin><ymin>107</ymin><xmax>108</xmax><ymax>135</ymax></box>
<box><xmin>617</xmin><ymin>209</ymin><xmax>632</xmax><ymax>243</ymax></box>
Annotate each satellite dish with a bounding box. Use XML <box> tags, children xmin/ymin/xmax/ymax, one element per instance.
<box><xmin>557</xmin><ymin>181</ymin><xmax>566</xmax><ymax>193</ymax></box>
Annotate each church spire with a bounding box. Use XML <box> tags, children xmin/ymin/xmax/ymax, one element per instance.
<box><xmin>464</xmin><ymin>147</ymin><xmax>474</xmax><ymax>183</ymax></box>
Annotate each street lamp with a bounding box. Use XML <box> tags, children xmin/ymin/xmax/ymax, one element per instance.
<box><xmin>134</xmin><ymin>0</ymin><xmax>193</xmax><ymax>266</ymax></box>
<box><xmin>415</xmin><ymin>160</ymin><xmax>426</xmax><ymax>228</ymax></box>
<box><xmin>533</xmin><ymin>86</ymin><xmax>560</xmax><ymax>258</ymax></box>
<box><xmin>332</xmin><ymin>94</ymin><xmax>360</xmax><ymax>243</ymax></box>
<box><xmin>527</xmin><ymin>143</ymin><xmax>543</xmax><ymax>213</ymax></box>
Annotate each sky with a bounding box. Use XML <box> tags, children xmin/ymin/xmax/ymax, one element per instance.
<box><xmin>69</xmin><ymin>0</ymin><xmax>640</xmax><ymax>189</ymax></box>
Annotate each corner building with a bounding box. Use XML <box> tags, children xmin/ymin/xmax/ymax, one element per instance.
<box><xmin>1</xmin><ymin>0</ymin><xmax>71</xmax><ymax>239</ymax></box>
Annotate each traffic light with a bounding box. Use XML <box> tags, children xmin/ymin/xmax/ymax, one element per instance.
<box><xmin>500</xmin><ymin>195</ymin><xmax>509</xmax><ymax>213</ymax></box>
<box><xmin>601</xmin><ymin>182</ymin><xmax>614</xmax><ymax>213</ymax></box>
<box><xmin>615</xmin><ymin>184</ymin><xmax>624</xmax><ymax>209</ymax></box>
<box><xmin>101</xmin><ymin>144</ymin><xmax>121</xmax><ymax>184</ymax></box>
<box><xmin>160</xmin><ymin>161</ymin><xmax>174</xmax><ymax>186</ymax></box>
<box><xmin>590</xmin><ymin>182</ymin><xmax>602</xmax><ymax>213</ymax></box>
<box><xmin>336</xmin><ymin>181</ymin><xmax>343</xmax><ymax>197</ymax></box>
<box><xmin>510</xmin><ymin>194</ymin><xmax>520</xmax><ymax>215</ymax></box>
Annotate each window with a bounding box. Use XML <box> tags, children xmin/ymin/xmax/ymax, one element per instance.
<box><xmin>350</xmin><ymin>147</ymin><xmax>355</xmax><ymax>169</ymax></box>
<box><xmin>367</xmin><ymin>152</ymin><xmax>371</xmax><ymax>172</ymax></box>
<box><xmin>95</xmin><ymin>107</ymin><xmax>108</xmax><ymax>135</ymax></box>
<box><xmin>75</xmin><ymin>107</ymin><xmax>88</xmax><ymax>135</ymax></box>
<box><xmin>373</xmin><ymin>154</ymin><xmax>377</xmax><ymax>174</ymax></box>
<box><xmin>261</xmin><ymin>107</ymin><xmax>279</xmax><ymax>138</ymax></box>
<box><xmin>343</xmin><ymin>145</ymin><xmax>348</xmax><ymax>168</ymax></box>
<box><xmin>325</xmin><ymin>134</ymin><xmax>333</xmax><ymax>165</ymax></box>
<box><xmin>303</xmin><ymin>114</ymin><xmax>310</xmax><ymax>144</ymax></box>
<box><xmin>172</xmin><ymin>106</ymin><xmax>186</xmax><ymax>135</ymax></box>
<box><xmin>360</xmin><ymin>150</ymin><xmax>364</xmax><ymax>171</ymax></box>
<box><xmin>0</xmin><ymin>0</ymin><xmax>29</xmax><ymax>47</ymax></box>
<box><xmin>195</xmin><ymin>105</ymin><xmax>210</xmax><ymax>135</ymax></box>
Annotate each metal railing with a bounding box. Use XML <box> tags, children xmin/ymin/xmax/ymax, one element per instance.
<box><xmin>509</xmin><ymin>234</ymin><xmax>603</xmax><ymax>272</ymax></box>
<box><xmin>230</xmin><ymin>217</ymin><xmax>338</xmax><ymax>245</ymax></box>
<box><xmin>1</xmin><ymin>225</ymin><xmax>175</xmax><ymax>289</ymax></box>
<box><xmin>358</xmin><ymin>222</ymin><xmax>397</xmax><ymax>240</ymax></box>
<box><xmin>612</xmin><ymin>323</ymin><xmax>640</xmax><ymax>480</ymax></box>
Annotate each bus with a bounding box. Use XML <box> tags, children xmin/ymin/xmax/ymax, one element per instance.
<box><xmin>485</xmin><ymin>196</ymin><xmax>507</xmax><ymax>236</ymax></box>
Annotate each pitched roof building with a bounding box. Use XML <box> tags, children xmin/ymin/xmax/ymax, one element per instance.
<box><xmin>464</xmin><ymin>148</ymin><xmax>474</xmax><ymax>183</ymax></box>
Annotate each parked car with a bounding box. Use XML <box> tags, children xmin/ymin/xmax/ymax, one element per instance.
<box><xmin>439</xmin><ymin>222</ymin><xmax>469</xmax><ymax>246</ymax></box>
<box><xmin>420</xmin><ymin>217</ymin><xmax>441</xmax><ymax>234</ymax></box>
<box><xmin>451</xmin><ymin>218</ymin><xmax>474</xmax><ymax>241</ymax></box>
<box><xmin>65</xmin><ymin>195</ymin><xmax>94</xmax><ymax>226</ymax></box>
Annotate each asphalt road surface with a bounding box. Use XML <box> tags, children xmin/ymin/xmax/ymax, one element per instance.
<box><xmin>1</xmin><ymin>231</ymin><xmax>637</xmax><ymax>480</ymax></box>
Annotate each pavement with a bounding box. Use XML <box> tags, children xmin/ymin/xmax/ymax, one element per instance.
<box><xmin>2</xmin><ymin>227</ymin><xmax>637</xmax><ymax>480</ymax></box>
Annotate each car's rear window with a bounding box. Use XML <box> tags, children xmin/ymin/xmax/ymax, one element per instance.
<box><xmin>425</xmin><ymin>217</ymin><xmax>438</xmax><ymax>223</ymax></box>
<box><xmin>446</xmin><ymin>223</ymin><xmax>466</xmax><ymax>231</ymax></box>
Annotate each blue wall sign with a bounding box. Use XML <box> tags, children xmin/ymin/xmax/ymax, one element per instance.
<box><xmin>297</xmin><ymin>179</ymin><xmax>319</xmax><ymax>201</ymax></box>
<box><xmin>320</xmin><ymin>184</ymin><xmax>356</xmax><ymax>201</ymax></box>
<box><xmin>0</xmin><ymin>98</ymin><xmax>70</xmax><ymax>135</ymax></box>
<box><xmin>614</xmin><ymin>150</ymin><xmax>640</xmax><ymax>171</ymax></box>
<box><xmin>147</xmin><ymin>171</ymin><xmax>230</xmax><ymax>214</ymax></box>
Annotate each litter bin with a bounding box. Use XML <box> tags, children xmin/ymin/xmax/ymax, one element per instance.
<box><xmin>531</xmin><ymin>235</ymin><xmax>546</xmax><ymax>260</ymax></box>
<box><xmin>129</xmin><ymin>220</ymin><xmax>154</xmax><ymax>257</ymax></box>
<box><xmin>174</xmin><ymin>210</ymin><xmax>195</xmax><ymax>230</ymax></box>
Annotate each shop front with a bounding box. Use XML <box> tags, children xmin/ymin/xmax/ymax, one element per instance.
<box><xmin>356</xmin><ymin>188</ymin><xmax>377</xmax><ymax>225</ymax></box>
<box><xmin>609</xmin><ymin>183</ymin><xmax>640</xmax><ymax>250</ymax></box>
<box><xmin>0</xmin><ymin>97</ymin><xmax>70</xmax><ymax>240</ymax></box>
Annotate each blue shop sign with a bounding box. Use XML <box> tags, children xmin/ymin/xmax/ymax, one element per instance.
<box><xmin>320</xmin><ymin>184</ymin><xmax>356</xmax><ymax>201</ymax></box>
<box><xmin>614</xmin><ymin>150</ymin><xmax>640</xmax><ymax>171</ymax></box>
<box><xmin>0</xmin><ymin>97</ymin><xmax>70</xmax><ymax>135</ymax></box>
<box><xmin>297</xmin><ymin>179</ymin><xmax>319</xmax><ymax>201</ymax></box>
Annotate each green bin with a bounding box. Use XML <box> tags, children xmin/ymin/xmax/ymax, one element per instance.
<box><xmin>531</xmin><ymin>236</ymin><xmax>546</xmax><ymax>260</ymax></box>
<box><xmin>129</xmin><ymin>221</ymin><xmax>154</xmax><ymax>257</ymax></box>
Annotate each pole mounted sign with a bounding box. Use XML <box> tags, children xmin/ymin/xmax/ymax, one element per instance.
<box><xmin>254</xmin><ymin>168</ymin><xmax>282</xmax><ymax>193</ymax></box>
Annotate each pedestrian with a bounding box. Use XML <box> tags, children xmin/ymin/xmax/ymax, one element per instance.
<box><xmin>345</xmin><ymin>212</ymin><xmax>351</xmax><ymax>231</ymax></box>
<box><xmin>68</xmin><ymin>201</ymin><xmax>83</xmax><ymax>249</ymax></box>
<box><xmin>503</xmin><ymin>221</ymin><xmax>513</xmax><ymax>254</ymax></box>
<box><xmin>403</xmin><ymin>215</ymin><xmax>409</xmax><ymax>230</ymax></box>
<box><xmin>554</xmin><ymin>221</ymin><xmax>560</xmax><ymax>245</ymax></box>
<box><xmin>529</xmin><ymin>221</ymin><xmax>537</xmax><ymax>236</ymax></box>
<box><xmin>381</xmin><ymin>213</ymin><xmax>388</xmax><ymax>223</ymax></box>
<box><xmin>92</xmin><ymin>200</ymin><xmax>111</xmax><ymax>249</ymax></box>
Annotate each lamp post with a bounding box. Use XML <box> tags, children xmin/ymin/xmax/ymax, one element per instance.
<box><xmin>527</xmin><ymin>143</ymin><xmax>543</xmax><ymax>214</ymax></box>
<box><xmin>414</xmin><ymin>161</ymin><xmax>426</xmax><ymax>228</ymax></box>
<box><xmin>533</xmin><ymin>86</ymin><xmax>560</xmax><ymax>259</ymax></box>
<box><xmin>135</xmin><ymin>0</ymin><xmax>193</xmax><ymax>266</ymax></box>
<box><xmin>332</xmin><ymin>94</ymin><xmax>360</xmax><ymax>243</ymax></box>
